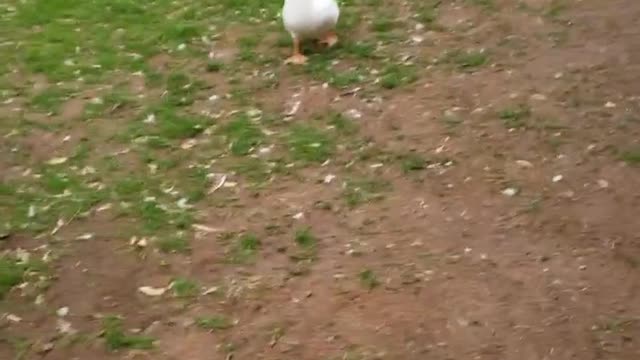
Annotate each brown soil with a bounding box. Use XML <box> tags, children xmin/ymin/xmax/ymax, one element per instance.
<box><xmin>2</xmin><ymin>0</ymin><xmax>640</xmax><ymax>359</ymax></box>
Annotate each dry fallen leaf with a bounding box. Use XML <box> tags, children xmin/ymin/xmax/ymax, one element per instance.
<box><xmin>192</xmin><ymin>224</ymin><xmax>220</xmax><ymax>233</ymax></box>
<box><xmin>208</xmin><ymin>174</ymin><xmax>227</xmax><ymax>194</ymax></box>
<box><xmin>47</xmin><ymin>157</ymin><xmax>68</xmax><ymax>165</ymax></box>
<box><xmin>515</xmin><ymin>160</ymin><xmax>533</xmax><ymax>168</ymax></box>
<box><xmin>56</xmin><ymin>307</ymin><xmax>69</xmax><ymax>317</ymax></box>
<box><xmin>502</xmin><ymin>188</ymin><xmax>518</xmax><ymax>197</ymax></box>
<box><xmin>6</xmin><ymin>314</ymin><xmax>22</xmax><ymax>323</ymax></box>
<box><xmin>138</xmin><ymin>286</ymin><xmax>167</xmax><ymax>297</ymax></box>
<box><xmin>323</xmin><ymin>174</ymin><xmax>336</xmax><ymax>184</ymax></box>
<box><xmin>56</xmin><ymin>319</ymin><xmax>76</xmax><ymax>334</ymax></box>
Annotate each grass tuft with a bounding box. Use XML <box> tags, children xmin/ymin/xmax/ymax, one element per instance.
<box><xmin>103</xmin><ymin>316</ymin><xmax>155</xmax><ymax>351</ymax></box>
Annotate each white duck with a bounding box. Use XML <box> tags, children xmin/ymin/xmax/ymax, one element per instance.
<box><xmin>282</xmin><ymin>0</ymin><xmax>340</xmax><ymax>64</ymax></box>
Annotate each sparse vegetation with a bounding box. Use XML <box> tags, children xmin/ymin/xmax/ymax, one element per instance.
<box><xmin>359</xmin><ymin>269</ymin><xmax>379</xmax><ymax>290</ymax></box>
<box><xmin>343</xmin><ymin>178</ymin><xmax>391</xmax><ymax>207</ymax></box>
<box><xmin>196</xmin><ymin>315</ymin><xmax>233</xmax><ymax>331</ymax></box>
<box><xmin>102</xmin><ymin>316</ymin><xmax>155</xmax><ymax>351</ymax></box>
<box><xmin>499</xmin><ymin>105</ymin><xmax>531</xmax><ymax>128</ymax></box>
<box><xmin>229</xmin><ymin>233</ymin><xmax>261</xmax><ymax>263</ymax></box>
<box><xmin>620</xmin><ymin>148</ymin><xmax>640</xmax><ymax>165</ymax></box>
<box><xmin>287</xmin><ymin>125</ymin><xmax>335</xmax><ymax>163</ymax></box>
<box><xmin>445</xmin><ymin>49</ymin><xmax>489</xmax><ymax>70</ymax></box>
<box><xmin>171</xmin><ymin>278</ymin><xmax>199</xmax><ymax>298</ymax></box>
<box><xmin>0</xmin><ymin>257</ymin><xmax>27</xmax><ymax>299</ymax></box>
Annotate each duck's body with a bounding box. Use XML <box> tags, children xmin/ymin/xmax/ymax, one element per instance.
<box><xmin>282</xmin><ymin>0</ymin><xmax>340</xmax><ymax>64</ymax></box>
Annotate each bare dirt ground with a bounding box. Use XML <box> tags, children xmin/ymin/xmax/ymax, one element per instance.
<box><xmin>1</xmin><ymin>0</ymin><xmax>640</xmax><ymax>359</ymax></box>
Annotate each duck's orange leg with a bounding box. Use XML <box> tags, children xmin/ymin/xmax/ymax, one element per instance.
<box><xmin>319</xmin><ymin>30</ymin><xmax>338</xmax><ymax>48</ymax></box>
<box><xmin>285</xmin><ymin>37</ymin><xmax>307</xmax><ymax>65</ymax></box>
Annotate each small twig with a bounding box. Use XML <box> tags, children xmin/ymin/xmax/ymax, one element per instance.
<box><xmin>340</xmin><ymin>87</ymin><xmax>361</xmax><ymax>97</ymax></box>
<box><xmin>50</xmin><ymin>208</ymin><xmax>81</xmax><ymax>235</ymax></box>
<box><xmin>208</xmin><ymin>174</ymin><xmax>227</xmax><ymax>194</ymax></box>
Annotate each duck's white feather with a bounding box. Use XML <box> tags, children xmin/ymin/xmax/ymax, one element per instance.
<box><xmin>283</xmin><ymin>0</ymin><xmax>339</xmax><ymax>40</ymax></box>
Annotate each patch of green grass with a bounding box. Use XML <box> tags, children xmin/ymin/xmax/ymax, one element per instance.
<box><xmin>84</xmin><ymin>87</ymin><xmax>133</xmax><ymax>119</ymax></box>
<box><xmin>442</xmin><ymin>112</ymin><xmax>464</xmax><ymax>129</ymax></box>
<box><xmin>229</xmin><ymin>233</ymin><xmax>261</xmax><ymax>264</ymax></box>
<box><xmin>29</xmin><ymin>87</ymin><xmax>71</xmax><ymax>114</ymax></box>
<box><xmin>236</xmin><ymin>34</ymin><xmax>260</xmax><ymax>62</ymax></box>
<box><xmin>467</xmin><ymin>0</ymin><xmax>496</xmax><ymax>10</ymax></box>
<box><xmin>214</xmin><ymin>0</ymin><xmax>281</xmax><ymax>19</ymax></box>
<box><xmin>156</xmin><ymin>234</ymin><xmax>190</xmax><ymax>254</ymax></box>
<box><xmin>70</xmin><ymin>141</ymin><xmax>92</xmax><ymax>163</ymax></box>
<box><xmin>343</xmin><ymin>178</ymin><xmax>391</xmax><ymax>207</ymax></box>
<box><xmin>4</xmin><ymin>0</ymin><xmax>214</xmax><ymax>83</ymax></box>
<box><xmin>330</xmin><ymin>68</ymin><xmax>367</xmax><ymax>88</ymax></box>
<box><xmin>165</xmin><ymin>72</ymin><xmax>203</xmax><ymax>107</ymax></box>
<box><xmin>180</xmin><ymin>166</ymin><xmax>210</xmax><ymax>203</ymax></box>
<box><xmin>206</xmin><ymin>60</ymin><xmax>224</xmax><ymax>72</ymax></box>
<box><xmin>336</xmin><ymin>6</ymin><xmax>362</xmax><ymax>32</ymax></box>
<box><xmin>328</xmin><ymin>112</ymin><xmax>359</xmax><ymax>136</ymax></box>
<box><xmin>135</xmin><ymin>105</ymin><xmax>211</xmax><ymax>140</ymax></box>
<box><xmin>359</xmin><ymin>269</ymin><xmax>379</xmax><ymax>290</ymax></box>
<box><xmin>291</xmin><ymin>227</ymin><xmax>318</xmax><ymax>262</ymax></box>
<box><xmin>4</xmin><ymin>336</ymin><xmax>31</xmax><ymax>360</ymax></box>
<box><xmin>4</xmin><ymin>168</ymin><xmax>108</xmax><ymax>233</ymax></box>
<box><xmin>342</xmin><ymin>41</ymin><xmax>377</xmax><ymax>59</ymax></box>
<box><xmin>379</xmin><ymin>64</ymin><xmax>418</xmax><ymax>89</ymax></box>
<box><xmin>0</xmin><ymin>256</ymin><xmax>28</xmax><ymax>299</ymax></box>
<box><xmin>287</xmin><ymin>125</ymin><xmax>335</xmax><ymax>163</ymax></box>
<box><xmin>135</xmin><ymin>198</ymin><xmax>193</xmax><ymax>233</ymax></box>
<box><xmin>171</xmin><ymin>277</ymin><xmax>199</xmax><ymax>298</ymax></box>
<box><xmin>399</xmin><ymin>153</ymin><xmax>427</xmax><ymax>173</ymax></box>
<box><xmin>228</xmin><ymin>158</ymin><xmax>273</xmax><ymax>185</ymax></box>
<box><xmin>451</xmin><ymin>49</ymin><xmax>489</xmax><ymax>70</ymax></box>
<box><xmin>371</xmin><ymin>16</ymin><xmax>399</xmax><ymax>33</ymax></box>
<box><xmin>102</xmin><ymin>316</ymin><xmax>155</xmax><ymax>351</ymax></box>
<box><xmin>220</xmin><ymin>115</ymin><xmax>264</xmax><ymax>156</ymax></box>
<box><xmin>113</xmin><ymin>177</ymin><xmax>146</xmax><ymax>200</ymax></box>
<box><xmin>620</xmin><ymin>148</ymin><xmax>640</xmax><ymax>165</ymax></box>
<box><xmin>596</xmin><ymin>317</ymin><xmax>637</xmax><ymax>332</ymax></box>
<box><xmin>414</xmin><ymin>0</ymin><xmax>442</xmax><ymax>25</ymax></box>
<box><xmin>196</xmin><ymin>315</ymin><xmax>232</xmax><ymax>331</ymax></box>
<box><xmin>294</xmin><ymin>227</ymin><xmax>317</xmax><ymax>249</ymax></box>
<box><xmin>546</xmin><ymin>0</ymin><xmax>568</xmax><ymax>18</ymax></box>
<box><xmin>499</xmin><ymin>105</ymin><xmax>531</xmax><ymax>128</ymax></box>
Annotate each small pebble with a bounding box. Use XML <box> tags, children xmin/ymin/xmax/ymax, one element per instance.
<box><xmin>56</xmin><ymin>307</ymin><xmax>69</xmax><ymax>317</ymax></box>
<box><xmin>552</xmin><ymin>175</ymin><xmax>563</xmax><ymax>183</ymax></box>
<box><xmin>559</xmin><ymin>190</ymin><xmax>575</xmax><ymax>198</ymax></box>
<box><xmin>39</xmin><ymin>343</ymin><xmax>54</xmax><ymax>354</ymax></box>
<box><xmin>597</xmin><ymin>179</ymin><xmax>609</xmax><ymax>188</ymax></box>
<box><xmin>411</xmin><ymin>35</ymin><xmax>424</xmax><ymax>44</ymax></box>
<box><xmin>35</xmin><ymin>294</ymin><xmax>45</xmax><ymax>306</ymax></box>
<box><xmin>604</xmin><ymin>101</ymin><xmax>616</xmax><ymax>108</ymax></box>
<box><xmin>345</xmin><ymin>109</ymin><xmax>362</xmax><ymax>119</ymax></box>
<box><xmin>502</xmin><ymin>188</ymin><xmax>518</xmax><ymax>197</ymax></box>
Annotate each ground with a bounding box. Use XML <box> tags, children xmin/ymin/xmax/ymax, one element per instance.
<box><xmin>1</xmin><ymin>0</ymin><xmax>639</xmax><ymax>359</ymax></box>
